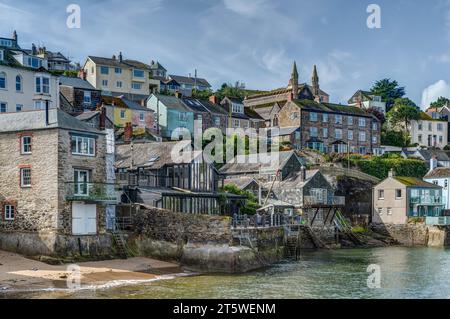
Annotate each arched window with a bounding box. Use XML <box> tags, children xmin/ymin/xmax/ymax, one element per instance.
<box><xmin>0</xmin><ymin>72</ymin><xmax>6</xmax><ymax>89</ymax></box>
<box><xmin>273</xmin><ymin>114</ymin><xmax>279</xmax><ymax>127</ymax></box>
<box><xmin>15</xmin><ymin>75</ymin><xmax>22</xmax><ymax>92</ymax></box>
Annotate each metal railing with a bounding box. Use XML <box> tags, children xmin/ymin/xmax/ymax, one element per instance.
<box><xmin>303</xmin><ymin>195</ymin><xmax>345</xmax><ymax>206</ymax></box>
<box><xmin>232</xmin><ymin>214</ymin><xmax>302</xmax><ymax>229</ymax></box>
<box><xmin>410</xmin><ymin>196</ymin><xmax>443</xmax><ymax>205</ymax></box>
<box><xmin>425</xmin><ymin>216</ymin><xmax>450</xmax><ymax>226</ymax></box>
<box><xmin>65</xmin><ymin>182</ymin><xmax>118</xmax><ymax>202</ymax></box>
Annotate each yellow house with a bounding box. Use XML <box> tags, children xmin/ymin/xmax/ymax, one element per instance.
<box><xmin>102</xmin><ymin>96</ymin><xmax>132</xmax><ymax>128</ymax></box>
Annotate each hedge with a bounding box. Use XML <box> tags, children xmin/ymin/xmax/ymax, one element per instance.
<box><xmin>355</xmin><ymin>157</ymin><xmax>427</xmax><ymax>179</ymax></box>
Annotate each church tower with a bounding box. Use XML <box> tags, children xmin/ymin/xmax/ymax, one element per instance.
<box><xmin>288</xmin><ymin>61</ymin><xmax>299</xmax><ymax>100</ymax></box>
<box><xmin>311</xmin><ymin>65</ymin><xmax>320</xmax><ymax>98</ymax></box>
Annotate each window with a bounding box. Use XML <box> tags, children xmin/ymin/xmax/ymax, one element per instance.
<box><xmin>290</xmin><ymin>112</ymin><xmax>299</xmax><ymax>120</ymax></box>
<box><xmin>372</xmin><ymin>136</ymin><xmax>377</xmax><ymax>144</ymax></box>
<box><xmin>35</xmin><ymin>76</ymin><xmax>50</xmax><ymax>94</ymax></box>
<box><xmin>179</xmin><ymin>112</ymin><xmax>188</xmax><ymax>121</ymax></box>
<box><xmin>439</xmin><ymin>136</ymin><xmax>443</xmax><ymax>143</ymax></box>
<box><xmin>16</xmin><ymin>104</ymin><xmax>22</xmax><ymax>112</ymax></box>
<box><xmin>378</xmin><ymin>189</ymin><xmax>384</xmax><ymax>199</ymax></box>
<box><xmin>115</xmin><ymin>67</ymin><xmax>122</xmax><ymax>74</ymax></box>
<box><xmin>0</xmin><ymin>50</ymin><xmax>3</xmax><ymax>61</ymax></box>
<box><xmin>372</xmin><ymin>122</ymin><xmax>378</xmax><ymax>131</ymax></box>
<box><xmin>310</xmin><ymin>127</ymin><xmax>318</xmax><ymax>137</ymax></box>
<box><xmin>71</xmin><ymin>135</ymin><xmax>96</xmax><ymax>156</ymax></box>
<box><xmin>132</xmin><ymin>82</ymin><xmax>142</xmax><ymax>90</ymax></box>
<box><xmin>378</xmin><ymin>207</ymin><xmax>383</xmax><ymax>216</ymax></box>
<box><xmin>21</xmin><ymin>136</ymin><xmax>32</xmax><ymax>154</ymax></box>
<box><xmin>323</xmin><ymin>128</ymin><xmax>328</xmax><ymax>138</ymax></box>
<box><xmin>102</xmin><ymin>79</ymin><xmax>108</xmax><ymax>87</ymax></box>
<box><xmin>120</xmin><ymin>110</ymin><xmax>126</xmax><ymax>119</ymax></box>
<box><xmin>428</xmin><ymin>123</ymin><xmax>432</xmax><ymax>131</ymax></box>
<box><xmin>20</xmin><ymin>168</ymin><xmax>31</xmax><ymax>187</ymax></box>
<box><xmin>74</xmin><ymin>169</ymin><xmax>90</xmax><ymax>196</ymax></box>
<box><xmin>418</xmin><ymin>134</ymin><xmax>422</xmax><ymax>143</ymax></box>
<box><xmin>0</xmin><ymin>72</ymin><xmax>6</xmax><ymax>89</ymax></box>
<box><xmin>133</xmin><ymin>69</ymin><xmax>144</xmax><ymax>77</ymax></box>
<box><xmin>373</xmin><ymin>96</ymin><xmax>381</xmax><ymax>102</ymax></box>
<box><xmin>34</xmin><ymin>100</ymin><xmax>47</xmax><ymax>110</ymax></box>
<box><xmin>116</xmin><ymin>81</ymin><xmax>122</xmax><ymax>88</ymax></box>
<box><xmin>418</xmin><ymin>123</ymin><xmax>423</xmax><ymax>131</ymax></box>
<box><xmin>348</xmin><ymin>116</ymin><xmax>353</xmax><ymax>125</ymax></box>
<box><xmin>359</xmin><ymin>118</ymin><xmax>366</xmax><ymax>127</ymax></box>
<box><xmin>335</xmin><ymin>115</ymin><xmax>342</xmax><ymax>124</ymax></box>
<box><xmin>335</xmin><ymin>129</ymin><xmax>342</xmax><ymax>139</ymax></box>
<box><xmin>348</xmin><ymin>130</ymin><xmax>353</xmax><ymax>141</ymax></box>
<box><xmin>0</xmin><ymin>102</ymin><xmax>6</xmax><ymax>113</ymax></box>
<box><xmin>234</xmin><ymin>119</ymin><xmax>240</xmax><ymax>127</ymax></box>
<box><xmin>214</xmin><ymin>116</ymin><xmax>221</xmax><ymax>126</ymax></box>
<box><xmin>27</xmin><ymin>57</ymin><xmax>42</xmax><ymax>68</ymax></box>
<box><xmin>387</xmin><ymin>208</ymin><xmax>393</xmax><ymax>215</ymax></box>
<box><xmin>322</xmin><ymin>113</ymin><xmax>328</xmax><ymax>122</ymax></box>
<box><xmin>197</xmin><ymin>114</ymin><xmax>203</xmax><ymax>121</ymax></box>
<box><xmin>4</xmin><ymin>205</ymin><xmax>14</xmax><ymax>221</ymax></box>
<box><xmin>100</xmin><ymin>66</ymin><xmax>109</xmax><ymax>75</ymax></box>
<box><xmin>15</xmin><ymin>75</ymin><xmax>22</xmax><ymax>91</ymax></box>
<box><xmin>359</xmin><ymin>131</ymin><xmax>366</xmax><ymax>142</ymax></box>
<box><xmin>438</xmin><ymin>123</ymin><xmax>443</xmax><ymax>131</ymax></box>
<box><xmin>139</xmin><ymin>112</ymin><xmax>145</xmax><ymax>122</ymax></box>
<box><xmin>395</xmin><ymin>189</ymin><xmax>402</xmax><ymax>199</ymax></box>
<box><xmin>83</xmin><ymin>91</ymin><xmax>91</xmax><ymax>104</ymax></box>
<box><xmin>310</xmin><ymin>112</ymin><xmax>318</xmax><ymax>122</ymax></box>
<box><xmin>232</xmin><ymin>104</ymin><xmax>243</xmax><ymax>114</ymax></box>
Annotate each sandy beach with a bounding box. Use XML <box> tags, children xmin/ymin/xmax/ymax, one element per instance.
<box><xmin>0</xmin><ymin>250</ymin><xmax>185</xmax><ymax>293</ymax></box>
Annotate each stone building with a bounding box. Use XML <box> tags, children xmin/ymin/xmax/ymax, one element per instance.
<box><xmin>0</xmin><ymin>109</ymin><xmax>116</xmax><ymax>257</ymax></box>
<box><xmin>277</xmin><ymin>99</ymin><xmax>381</xmax><ymax>154</ymax></box>
<box><xmin>243</xmin><ymin>62</ymin><xmax>330</xmax><ymax>124</ymax></box>
<box><xmin>59</xmin><ymin>74</ymin><xmax>102</xmax><ymax>114</ymax></box>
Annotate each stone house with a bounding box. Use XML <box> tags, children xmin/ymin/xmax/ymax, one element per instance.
<box><xmin>278</xmin><ymin>99</ymin><xmax>381</xmax><ymax>154</ymax></box>
<box><xmin>59</xmin><ymin>75</ymin><xmax>102</xmax><ymax>114</ymax></box>
<box><xmin>0</xmin><ymin>109</ymin><xmax>116</xmax><ymax>257</ymax></box>
<box><xmin>372</xmin><ymin>170</ymin><xmax>445</xmax><ymax>225</ymax></box>
<box><xmin>220</xmin><ymin>96</ymin><xmax>251</xmax><ymax>130</ymax></box>
<box><xmin>348</xmin><ymin>90</ymin><xmax>387</xmax><ymax>114</ymax></box>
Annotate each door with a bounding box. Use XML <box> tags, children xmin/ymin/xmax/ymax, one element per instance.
<box><xmin>72</xmin><ymin>202</ymin><xmax>97</xmax><ymax>235</ymax></box>
<box><xmin>74</xmin><ymin>170</ymin><xmax>90</xmax><ymax>196</ymax></box>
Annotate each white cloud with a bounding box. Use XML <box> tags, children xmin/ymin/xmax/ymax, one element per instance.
<box><xmin>223</xmin><ymin>0</ymin><xmax>271</xmax><ymax>16</ymax></box>
<box><xmin>421</xmin><ymin>80</ymin><xmax>450</xmax><ymax>108</ymax></box>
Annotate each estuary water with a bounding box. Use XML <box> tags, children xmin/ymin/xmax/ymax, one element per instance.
<box><xmin>8</xmin><ymin>247</ymin><xmax>450</xmax><ymax>299</ymax></box>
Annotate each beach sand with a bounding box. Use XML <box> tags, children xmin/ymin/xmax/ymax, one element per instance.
<box><xmin>0</xmin><ymin>250</ymin><xmax>184</xmax><ymax>293</ymax></box>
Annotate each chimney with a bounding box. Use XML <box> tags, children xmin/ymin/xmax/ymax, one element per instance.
<box><xmin>12</xmin><ymin>30</ymin><xmax>17</xmax><ymax>42</ymax></box>
<box><xmin>78</xmin><ymin>69</ymin><xmax>87</xmax><ymax>80</ymax></box>
<box><xmin>31</xmin><ymin>43</ymin><xmax>37</xmax><ymax>55</ymax></box>
<box><xmin>388</xmin><ymin>168</ymin><xmax>395</xmax><ymax>178</ymax></box>
<box><xmin>124</xmin><ymin>122</ymin><xmax>133</xmax><ymax>143</ymax></box>
<box><xmin>430</xmin><ymin>156</ymin><xmax>438</xmax><ymax>172</ymax></box>
<box><xmin>287</xmin><ymin>92</ymin><xmax>294</xmax><ymax>102</ymax></box>
<box><xmin>99</xmin><ymin>106</ymin><xmax>106</xmax><ymax>130</ymax></box>
<box><xmin>112</xmin><ymin>55</ymin><xmax>116</xmax><ymax>60</ymax></box>
<box><xmin>174</xmin><ymin>91</ymin><xmax>182</xmax><ymax>99</ymax></box>
<box><xmin>209</xmin><ymin>95</ymin><xmax>218</xmax><ymax>104</ymax></box>
<box><xmin>118</xmin><ymin>52</ymin><xmax>123</xmax><ymax>62</ymax></box>
<box><xmin>140</xmin><ymin>99</ymin><xmax>145</xmax><ymax>107</ymax></box>
<box><xmin>299</xmin><ymin>165</ymin><xmax>306</xmax><ymax>182</ymax></box>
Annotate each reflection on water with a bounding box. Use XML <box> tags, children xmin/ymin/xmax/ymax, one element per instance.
<box><xmin>6</xmin><ymin>247</ymin><xmax>450</xmax><ymax>299</ymax></box>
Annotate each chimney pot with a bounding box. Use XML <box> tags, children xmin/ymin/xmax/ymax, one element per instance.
<box><xmin>124</xmin><ymin>122</ymin><xmax>133</xmax><ymax>143</ymax></box>
<box><xmin>299</xmin><ymin>165</ymin><xmax>306</xmax><ymax>182</ymax></box>
<box><xmin>209</xmin><ymin>95</ymin><xmax>218</xmax><ymax>104</ymax></box>
<box><xmin>388</xmin><ymin>169</ymin><xmax>395</xmax><ymax>178</ymax></box>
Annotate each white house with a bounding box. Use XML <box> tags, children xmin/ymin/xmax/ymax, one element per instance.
<box><xmin>348</xmin><ymin>90</ymin><xmax>387</xmax><ymax>114</ymax></box>
<box><xmin>410</xmin><ymin>113</ymin><xmax>448</xmax><ymax>149</ymax></box>
<box><xmin>0</xmin><ymin>35</ymin><xmax>59</xmax><ymax>112</ymax></box>
<box><xmin>424</xmin><ymin>160</ymin><xmax>450</xmax><ymax>210</ymax></box>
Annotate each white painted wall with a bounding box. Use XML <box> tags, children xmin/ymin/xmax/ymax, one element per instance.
<box><xmin>424</xmin><ymin>176</ymin><xmax>450</xmax><ymax>210</ymax></box>
<box><xmin>0</xmin><ymin>65</ymin><xmax>59</xmax><ymax>112</ymax></box>
<box><xmin>410</xmin><ymin>119</ymin><xmax>448</xmax><ymax>149</ymax></box>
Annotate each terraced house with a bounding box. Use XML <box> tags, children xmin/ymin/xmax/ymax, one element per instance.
<box><xmin>0</xmin><ymin>109</ymin><xmax>116</xmax><ymax>257</ymax></box>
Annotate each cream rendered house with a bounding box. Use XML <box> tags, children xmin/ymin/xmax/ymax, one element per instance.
<box><xmin>83</xmin><ymin>53</ymin><xmax>160</xmax><ymax>103</ymax></box>
<box><xmin>410</xmin><ymin>113</ymin><xmax>448</xmax><ymax>149</ymax></box>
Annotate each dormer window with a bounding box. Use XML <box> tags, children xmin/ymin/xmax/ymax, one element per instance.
<box><xmin>373</xmin><ymin>96</ymin><xmax>381</xmax><ymax>102</ymax></box>
<box><xmin>27</xmin><ymin>56</ymin><xmax>42</xmax><ymax>68</ymax></box>
<box><xmin>232</xmin><ymin>103</ymin><xmax>243</xmax><ymax>114</ymax></box>
<box><xmin>0</xmin><ymin>39</ymin><xmax>13</xmax><ymax>47</ymax></box>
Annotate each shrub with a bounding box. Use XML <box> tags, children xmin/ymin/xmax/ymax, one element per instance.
<box><xmin>355</xmin><ymin>157</ymin><xmax>427</xmax><ymax>179</ymax></box>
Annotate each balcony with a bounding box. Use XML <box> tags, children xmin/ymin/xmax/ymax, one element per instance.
<box><xmin>303</xmin><ymin>196</ymin><xmax>345</xmax><ymax>207</ymax></box>
<box><xmin>426</xmin><ymin>216</ymin><xmax>450</xmax><ymax>226</ymax></box>
<box><xmin>410</xmin><ymin>196</ymin><xmax>443</xmax><ymax>205</ymax></box>
<box><xmin>65</xmin><ymin>182</ymin><xmax>118</xmax><ymax>203</ymax></box>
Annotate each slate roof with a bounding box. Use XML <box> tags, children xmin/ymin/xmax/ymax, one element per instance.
<box><xmin>293</xmin><ymin>99</ymin><xmax>377</xmax><ymax>119</ymax></box>
<box><xmin>182</xmin><ymin>98</ymin><xmax>209</xmax><ymax>113</ymax></box>
<box><xmin>219</xmin><ymin>151</ymin><xmax>299</xmax><ymax>175</ymax></box>
<box><xmin>424</xmin><ymin>168</ymin><xmax>450</xmax><ymax>179</ymax></box>
<box><xmin>102</xmin><ymin>95</ymin><xmax>152</xmax><ymax>112</ymax></box>
<box><xmin>0</xmin><ymin>109</ymin><xmax>102</xmax><ymax>134</ymax></box>
<box><xmin>150</xmin><ymin>61</ymin><xmax>166</xmax><ymax>71</ymax></box>
<box><xmin>59</xmin><ymin>76</ymin><xmax>98</xmax><ymax>90</ymax></box>
<box><xmin>245</xmin><ymin>108</ymin><xmax>265</xmax><ymax>121</ymax></box>
<box><xmin>394</xmin><ymin>176</ymin><xmax>441</xmax><ymax>188</ymax></box>
<box><xmin>273</xmin><ymin>169</ymin><xmax>320</xmax><ymax>189</ymax></box>
<box><xmin>169</xmin><ymin>75</ymin><xmax>211</xmax><ymax>88</ymax></box>
<box><xmin>416</xmin><ymin>149</ymin><xmax>450</xmax><ymax>162</ymax></box>
<box><xmin>224</xmin><ymin>177</ymin><xmax>259</xmax><ymax>190</ymax></box>
<box><xmin>115</xmin><ymin>141</ymin><xmax>201</xmax><ymax>169</ymax></box>
<box><xmin>273</xmin><ymin>126</ymin><xmax>301</xmax><ymax>136</ymax></box>
<box><xmin>88</xmin><ymin>56</ymin><xmax>152</xmax><ymax>70</ymax></box>
<box><xmin>197</xmin><ymin>99</ymin><xmax>228</xmax><ymax>115</ymax></box>
<box><xmin>246</xmin><ymin>83</ymin><xmax>329</xmax><ymax>101</ymax></box>
<box><xmin>151</xmin><ymin>94</ymin><xmax>193</xmax><ymax>112</ymax></box>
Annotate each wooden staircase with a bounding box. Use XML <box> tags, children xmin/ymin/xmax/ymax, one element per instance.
<box><xmin>303</xmin><ymin>225</ymin><xmax>329</xmax><ymax>249</ymax></box>
<box><xmin>112</xmin><ymin>232</ymin><xmax>128</xmax><ymax>259</ymax></box>
<box><xmin>284</xmin><ymin>225</ymin><xmax>300</xmax><ymax>260</ymax></box>
<box><xmin>334</xmin><ymin>211</ymin><xmax>363</xmax><ymax>246</ymax></box>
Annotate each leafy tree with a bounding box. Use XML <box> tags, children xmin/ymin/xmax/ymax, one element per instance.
<box><xmin>215</xmin><ymin>82</ymin><xmax>246</xmax><ymax>100</ymax></box>
<box><xmin>381</xmin><ymin>124</ymin><xmax>407</xmax><ymax>147</ymax></box>
<box><xmin>370</xmin><ymin>79</ymin><xmax>405</xmax><ymax>112</ymax></box>
<box><xmin>430</xmin><ymin>96</ymin><xmax>450</xmax><ymax>109</ymax></box>
<box><xmin>191</xmin><ymin>88</ymin><xmax>213</xmax><ymax>99</ymax></box>
<box><xmin>386</xmin><ymin>98</ymin><xmax>420</xmax><ymax>147</ymax></box>
<box><xmin>221</xmin><ymin>184</ymin><xmax>260</xmax><ymax>215</ymax></box>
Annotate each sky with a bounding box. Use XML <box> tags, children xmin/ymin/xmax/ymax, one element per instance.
<box><xmin>0</xmin><ymin>0</ymin><xmax>449</xmax><ymax>108</ymax></box>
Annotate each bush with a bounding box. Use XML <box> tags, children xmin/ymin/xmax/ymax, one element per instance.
<box><xmin>355</xmin><ymin>157</ymin><xmax>427</xmax><ymax>179</ymax></box>
<box><xmin>220</xmin><ymin>184</ymin><xmax>260</xmax><ymax>215</ymax></box>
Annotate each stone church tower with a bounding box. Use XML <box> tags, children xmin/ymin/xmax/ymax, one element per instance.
<box><xmin>311</xmin><ymin>65</ymin><xmax>320</xmax><ymax>98</ymax></box>
<box><xmin>288</xmin><ymin>61</ymin><xmax>299</xmax><ymax>100</ymax></box>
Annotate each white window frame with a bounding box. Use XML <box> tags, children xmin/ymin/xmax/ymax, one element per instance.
<box><xmin>132</xmin><ymin>82</ymin><xmax>142</xmax><ymax>90</ymax></box>
<box><xmin>100</xmin><ymin>66</ymin><xmax>109</xmax><ymax>75</ymax></box>
<box><xmin>116</xmin><ymin>81</ymin><xmax>122</xmax><ymax>88</ymax></box>
<box><xmin>0</xmin><ymin>102</ymin><xmax>7</xmax><ymax>113</ymax></box>
<box><xmin>233</xmin><ymin>119</ymin><xmax>240</xmax><ymax>128</ymax></box>
<box><xmin>0</xmin><ymin>72</ymin><xmax>6</xmax><ymax>89</ymax></box>
<box><xmin>15</xmin><ymin>75</ymin><xmax>22</xmax><ymax>92</ymax></box>
<box><xmin>378</xmin><ymin>189</ymin><xmax>384</xmax><ymax>200</ymax></box>
<box><xmin>35</xmin><ymin>75</ymin><xmax>50</xmax><ymax>94</ymax></box>
<box><xmin>395</xmin><ymin>189</ymin><xmax>402</xmax><ymax>199</ymax></box>
<box><xmin>322</xmin><ymin>113</ymin><xmax>328</xmax><ymax>123</ymax></box>
<box><xmin>21</xmin><ymin>136</ymin><xmax>32</xmax><ymax>154</ymax></box>
<box><xmin>83</xmin><ymin>91</ymin><xmax>92</xmax><ymax>104</ymax></box>
<box><xmin>359</xmin><ymin>131</ymin><xmax>366</xmax><ymax>142</ymax></box>
<box><xmin>120</xmin><ymin>109</ymin><xmax>126</xmax><ymax>119</ymax></box>
<box><xmin>115</xmin><ymin>67</ymin><xmax>122</xmax><ymax>74</ymax></box>
<box><xmin>335</xmin><ymin>115</ymin><xmax>342</xmax><ymax>125</ymax></box>
<box><xmin>348</xmin><ymin>130</ymin><xmax>353</xmax><ymax>141</ymax></box>
<box><xmin>310</xmin><ymin>127</ymin><xmax>318</xmax><ymax>138</ymax></box>
<box><xmin>20</xmin><ymin>168</ymin><xmax>32</xmax><ymax>187</ymax></box>
<box><xmin>335</xmin><ymin>128</ymin><xmax>342</xmax><ymax>139</ymax></box>
<box><xmin>4</xmin><ymin>205</ymin><xmax>14</xmax><ymax>221</ymax></box>
<box><xmin>359</xmin><ymin>118</ymin><xmax>366</xmax><ymax>127</ymax></box>
<box><xmin>0</xmin><ymin>50</ymin><xmax>3</xmax><ymax>61</ymax></box>
<box><xmin>139</xmin><ymin>112</ymin><xmax>145</xmax><ymax>122</ymax></box>
<box><xmin>309</xmin><ymin>112</ymin><xmax>318</xmax><ymax>122</ymax></box>
<box><xmin>214</xmin><ymin>116</ymin><xmax>221</xmax><ymax>126</ymax></box>
<box><xmin>16</xmin><ymin>104</ymin><xmax>23</xmax><ymax>112</ymax></box>
<box><xmin>347</xmin><ymin>116</ymin><xmax>353</xmax><ymax>125</ymax></box>
<box><xmin>71</xmin><ymin>135</ymin><xmax>96</xmax><ymax>157</ymax></box>
<box><xmin>102</xmin><ymin>79</ymin><xmax>108</xmax><ymax>87</ymax></box>
<box><xmin>133</xmin><ymin>69</ymin><xmax>144</xmax><ymax>77</ymax></box>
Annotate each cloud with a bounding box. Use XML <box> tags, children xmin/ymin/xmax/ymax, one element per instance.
<box><xmin>223</xmin><ymin>0</ymin><xmax>271</xmax><ymax>16</ymax></box>
<box><xmin>421</xmin><ymin>80</ymin><xmax>450</xmax><ymax>108</ymax></box>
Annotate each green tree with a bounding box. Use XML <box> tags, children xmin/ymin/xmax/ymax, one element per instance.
<box><xmin>430</xmin><ymin>96</ymin><xmax>450</xmax><ymax>109</ymax></box>
<box><xmin>370</xmin><ymin>79</ymin><xmax>405</xmax><ymax>112</ymax></box>
<box><xmin>386</xmin><ymin>98</ymin><xmax>420</xmax><ymax>147</ymax></box>
<box><xmin>191</xmin><ymin>88</ymin><xmax>213</xmax><ymax>99</ymax></box>
<box><xmin>215</xmin><ymin>82</ymin><xmax>246</xmax><ymax>100</ymax></box>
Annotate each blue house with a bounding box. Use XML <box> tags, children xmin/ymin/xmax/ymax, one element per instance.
<box><xmin>147</xmin><ymin>94</ymin><xmax>194</xmax><ymax>140</ymax></box>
